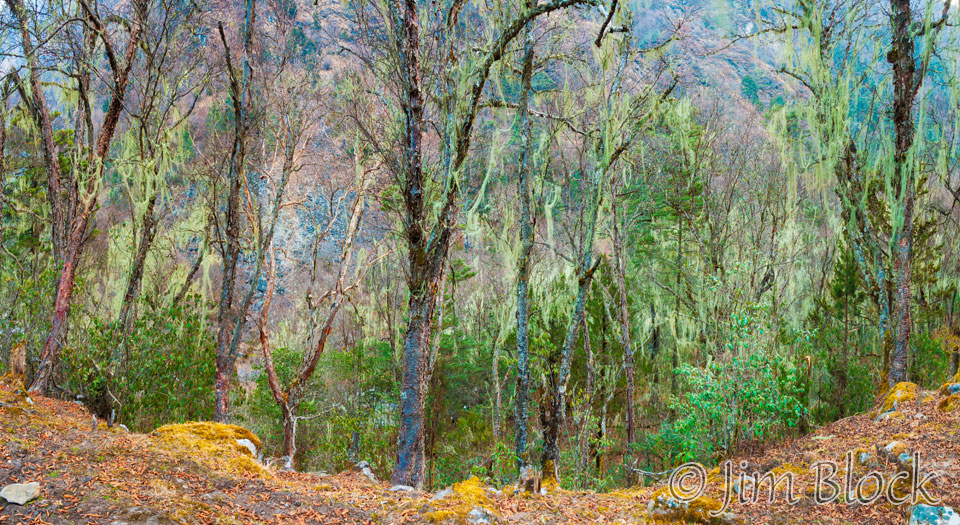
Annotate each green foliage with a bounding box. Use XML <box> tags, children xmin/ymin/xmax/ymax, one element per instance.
<box><xmin>0</xmin><ymin>266</ymin><xmax>57</xmax><ymax>373</ymax></box>
<box><xmin>910</xmin><ymin>332</ymin><xmax>950</xmax><ymax>390</ymax></box>
<box><xmin>672</xmin><ymin>351</ymin><xmax>805</xmax><ymax>463</ymax></box>
<box><xmin>740</xmin><ymin>75</ymin><xmax>760</xmax><ymax>106</ymax></box>
<box><xmin>62</xmin><ymin>296</ymin><xmax>215</xmax><ymax>431</ymax></box>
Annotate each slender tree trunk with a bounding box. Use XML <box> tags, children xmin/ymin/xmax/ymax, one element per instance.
<box><xmin>213</xmin><ymin>0</ymin><xmax>255</xmax><ymax>420</ymax></box>
<box><xmin>887</xmin><ymin>0</ymin><xmax>916</xmax><ymax>387</ymax></box>
<box><xmin>514</xmin><ymin>6</ymin><xmax>536</xmax><ymax>473</ymax></box>
<box><xmin>120</xmin><ymin>193</ymin><xmax>159</xmax><ymax>335</ymax></box>
<box><xmin>541</xmin><ymin>166</ymin><xmax>603</xmax><ymax>485</ymax></box>
<box><xmin>281</xmin><ymin>406</ymin><xmax>297</xmax><ymax>469</ymax></box>
<box><xmin>671</xmin><ymin>216</ymin><xmax>682</xmax><ymax>399</ymax></box>
<box><xmin>26</xmin><ymin>0</ymin><xmax>145</xmax><ymax>393</ymax></box>
<box><xmin>492</xmin><ymin>340</ymin><xmax>501</xmax><ymax>446</ymax></box>
<box><xmin>611</xmin><ymin>204</ymin><xmax>635</xmax><ymax>446</ymax></box>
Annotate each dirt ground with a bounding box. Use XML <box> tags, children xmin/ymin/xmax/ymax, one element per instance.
<box><xmin>1</xmin><ymin>374</ymin><xmax>958</xmax><ymax>524</ymax></box>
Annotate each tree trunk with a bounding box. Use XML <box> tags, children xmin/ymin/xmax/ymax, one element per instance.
<box><xmin>887</xmin><ymin>0</ymin><xmax>916</xmax><ymax>387</ymax></box>
<box><xmin>213</xmin><ymin>2</ymin><xmax>255</xmax><ymax>421</ymax></box>
<box><xmin>514</xmin><ymin>6</ymin><xmax>536</xmax><ymax>473</ymax></box>
<box><xmin>23</xmin><ymin>0</ymin><xmax>145</xmax><ymax>394</ymax></box>
<box><xmin>492</xmin><ymin>340</ymin><xmax>501</xmax><ymax>446</ymax></box>
<box><xmin>119</xmin><ymin>193</ymin><xmax>159</xmax><ymax>335</ymax></box>
<box><xmin>671</xmin><ymin>216</ymin><xmax>682</xmax><ymax>399</ymax></box>
<box><xmin>281</xmin><ymin>406</ymin><xmax>297</xmax><ymax>470</ymax></box>
<box><xmin>392</xmin><ymin>295</ymin><xmax>435</xmax><ymax>488</ymax></box>
<box><xmin>611</xmin><ymin>203</ymin><xmax>636</xmax><ymax>446</ymax></box>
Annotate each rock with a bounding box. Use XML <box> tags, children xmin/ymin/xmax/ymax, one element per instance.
<box><xmin>898</xmin><ymin>453</ymin><xmax>916</xmax><ymax>470</ymax></box>
<box><xmin>938</xmin><ymin>394</ymin><xmax>960</xmax><ymax>413</ymax></box>
<box><xmin>390</xmin><ymin>485</ymin><xmax>415</xmax><ymax>492</ymax></box>
<box><xmin>909</xmin><ymin>505</ymin><xmax>960</xmax><ymax>525</ymax></box>
<box><xmin>236</xmin><ymin>438</ymin><xmax>258</xmax><ymax>457</ymax></box>
<box><xmin>883</xmin><ymin>441</ymin><xmax>909</xmax><ymax>462</ymax></box>
<box><xmin>732</xmin><ymin>475</ymin><xmax>755</xmax><ymax>496</ymax></box>
<box><xmin>876</xmin><ymin>410</ymin><xmax>903</xmax><ymax>423</ymax></box>
<box><xmin>875</xmin><ymin>382</ymin><xmax>919</xmax><ymax>414</ymax></box>
<box><xmin>430</xmin><ymin>488</ymin><xmax>454</xmax><ymax>502</ymax></box>
<box><xmin>354</xmin><ymin>460</ymin><xmax>377</xmax><ymax>482</ymax></box>
<box><xmin>0</xmin><ymin>482</ymin><xmax>40</xmax><ymax>505</ymax></box>
<box><xmin>647</xmin><ymin>488</ymin><xmax>743</xmax><ymax>524</ymax></box>
<box><xmin>518</xmin><ymin>465</ymin><xmax>540</xmax><ymax>494</ymax></box>
<box><xmin>938</xmin><ymin>382</ymin><xmax>960</xmax><ymax>396</ymax></box>
<box><xmin>467</xmin><ymin>506</ymin><xmax>497</xmax><ymax>524</ymax></box>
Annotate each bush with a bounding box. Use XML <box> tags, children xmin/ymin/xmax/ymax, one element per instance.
<box><xmin>63</xmin><ymin>296</ymin><xmax>215</xmax><ymax>431</ymax></box>
<box><xmin>671</xmin><ymin>351</ymin><xmax>806</xmax><ymax>463</ymax></box>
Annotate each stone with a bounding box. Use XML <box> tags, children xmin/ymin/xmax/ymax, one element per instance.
<box><xmin>647</xmin><ymin>489</ymin><xmax>743</xmax><ymax>524</ymax></box>
<box><xmin>390</xmin><ymin>485</ymin><xmax>415</xmax><ymax>492</ymax></box>
<box><xmin>909</xmin><ymin>505</ymin><xmax>960</xmax><ymax>525</ymax></box>
<box><xmin>876</xmin><ymin>382</ymin><xmax>919</xmax><ymax>415</ymax></box>
<box><xmin>876</xmin><ymin>410</ymin><xmax>903</xmax><ymax>422</ymax></box>
<box><xmin>236</xmin><ymin>438</ymin><xmax>258</xmax><ymax>457</ymax></box>
<box><xmin>354</xmin><ymin>460</ymin><xmax>377</xmax><ymax>482</ymax></box>
<box><xmin>467</xmin><ymin>506</ymin><xmax>497</xmax><ymax>524</ymax></box>
<box><xmin>0</xmin><ymin>482</ymin><xmax>40</xmax><ymax>505</ymax></box>
<box><xmin>732</xmin><ymin>475</ymin><xmax>756</xmax><ymax>496</ymax></box>
<box><xmin>430</xmin><ymin>488</ymin><xmax>454</xmax><ymax>502</ymax></box>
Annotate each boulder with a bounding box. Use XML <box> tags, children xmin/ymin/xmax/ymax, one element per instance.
<box><xmin>938</xmin><ymin>395</ymin><xmax>960</xmax><ymax>414</ymax></box>
<box><xmin>0</xmin><ymin>482</ymin><xmax>40</xmax><ymax>505</ymax></box>
<box><xmin>909</xmin><ymin>505</ymin><xmax>960</xmax><ymax>525</ymax></box>
<box><xmin>647</xmin><ymin>488</ymin><xmax>743</xmax><ymax>524</ymax></box>
<box><xmin>875</xmin><ymin>382</ymin><xmax>919</xmax><ymax>415</ymax></box>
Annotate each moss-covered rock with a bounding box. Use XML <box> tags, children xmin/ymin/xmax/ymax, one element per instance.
<box><xmin>646</xmin><ymin>487</ymin><xmax>742</xmax><ymax>524</ymax></box>
<box><xmin>422</xmin><ymin>476</ymin><xmax>498</xmax><ymax>523</ymax></box>
<box><xmin>875</xmin><ymin>382</ymin><xmax>919</xmax><ymax>415</ymax></box>
<box><xmin>152</xmin><ymin>422</ymin><xmax>263</xmax><ymax>475</ymax></box>
<box><xmin>938</xmin><ymin>394</ymin><xmax>960</xmax><ymax>413</ymax></box>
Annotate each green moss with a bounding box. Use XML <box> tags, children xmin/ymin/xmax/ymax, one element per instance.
<box><xmin>152</xmin><ymin>422</ymin><xmax>264</xmax><ymax>475</ymax></box>
<box><xmin>875</xmin><ymin>382</ymin><xmax>919</xmax><ymax>414</ymax></box>
<box><xmin>938</xmin><ymin>394</ymin><xmax>960</xmax><ymax>413</ymax></box>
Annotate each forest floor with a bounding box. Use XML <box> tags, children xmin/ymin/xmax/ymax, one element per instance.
<box><xmin>1</xmin><ymin>373</ymin><xmax>959</xmax><ymax>524</ymax></box>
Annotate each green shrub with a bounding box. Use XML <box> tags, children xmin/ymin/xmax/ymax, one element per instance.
<box><xmin>671</xmin><ymin>351</ymin><xmax>805</xmax><ymax>463</ymax></box>
<box><xmin>63</xmin><ymin>296</ymin><xmax>215</xmax><ymax>431</ymax></box>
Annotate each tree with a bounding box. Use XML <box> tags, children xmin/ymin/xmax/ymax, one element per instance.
<box><xmin>12</xmin><ymin>0</ymin><xmax>148</xmax><ymax>393</ymax></box>
<box><xmin>350</xmin><ymin>0</ymin><xmax>597</xmax><ymax>489</ymax></box>
<box><xmin>761</xmin><ymin>0</ymin><xmax>952</xmax><ymax>387</ymax></box>
<box><xmin>213</xmin><ymin>0</ymin><xmax>256</xmax><ymax>421</ymax></box>
<box><xmin>537</xmin><ymin>20</ymin><xmax>676</xmax><ymax>484</ymax></box>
